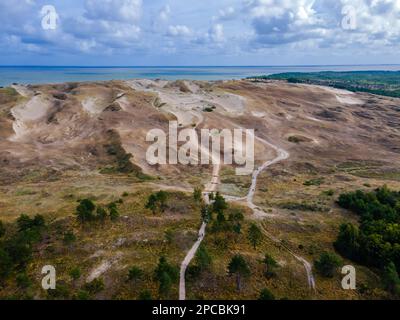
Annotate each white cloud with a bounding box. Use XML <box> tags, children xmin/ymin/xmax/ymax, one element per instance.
<box><xmin>84</xmin><ymin>0</ymin><xmax>142</xmax><ymax>23</ymax></box>
<box><xmin>209</xmin><ymin>24</ymin><xmax>225</xmax><ymax>43</ymax></box>
<box><xmin>61</xmin><ymin>0</ymin><xmax>142</xmax><ymax>52</ymax></box>
<box><xmin>244</xmin><ymin>0</ymin><xmax>400</xmax><ymax>49</ymax></box>
<box><xmin>214</xmin><ymin>6</ymin><xmax>236</xmax><ymax>21</ymax></box>
<box><xmin>167</xmin><ymin>25</ymin><xmax>192</xmax><ymax>37</ymax></box>
<box><xmin>159</xmin><ymin>4</ymin><xmax>171</xmax><ymax>21</ymax></box>
<box><xmin>1</xmin><ymin>0</ymin><xmax>400</xmax><ymax>64</ymax></box>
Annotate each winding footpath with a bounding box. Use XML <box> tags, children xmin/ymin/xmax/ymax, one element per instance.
<box><xmin>179</xmin><ymin>133</ymin><xmax>316</xmax><ymax>300</ymax></box>
<box><xmin>179</xmin><ymin>164</ymin><xmax>220</xmax><ymax>300</ymax></box>
<box><xmin>243</xmin><ymin>133</ymin><xmax>316</xmax><ymax>291</ymax></box>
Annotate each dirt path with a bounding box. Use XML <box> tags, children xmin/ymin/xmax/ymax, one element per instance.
<box><xmin>178</xmin><ymin>221</ymin><xmax>207</xmax><ymax>300</ymax></box>
<box><xmin>240</xmin><ymin>133</ymin><xmax>316</xmax><ymax>291</ymax></box>
<box><xmin>179</xmin><ymin>164</ymin><xmax>220</xmax><ymax>300</ymax></box>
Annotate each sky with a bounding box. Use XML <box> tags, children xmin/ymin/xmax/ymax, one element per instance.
<box><xmin>0</xmin><ymin>0</ymin><xmax>400</xmax><ymax>66</ymax></box>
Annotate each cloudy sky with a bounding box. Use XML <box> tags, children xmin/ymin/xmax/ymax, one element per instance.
<box><xmin>1</xmin><ymin>0</ymin><xmax>400</xmax><ymax>66</ymax></box>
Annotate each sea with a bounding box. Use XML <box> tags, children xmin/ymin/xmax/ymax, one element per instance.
<box><xmin>0</xmin><ymin>65</ymin><xmax>399</xmax><ymax>87</ymax></box>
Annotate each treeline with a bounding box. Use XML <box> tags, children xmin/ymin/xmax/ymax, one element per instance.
<box><xmin>250</xmin><ymin>71</ymin><xmax>400</xmax><ymax>98</ymax></box>
<box><xmin>335</xmin><ymin>186</ymin><xmax>400</xmax><ymax>295</ymax></box>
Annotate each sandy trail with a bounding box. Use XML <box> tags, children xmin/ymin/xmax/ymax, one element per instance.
<box><xmin>222</xmin><ymin>125</ymin><xmax>315</xmax><ymax>291</ymax></box>
<box><xmin>179</xmin><ymin>164</ymin><xmax>220</xmax><ymax>300</ymax></box>
<box><xmin>246</xmin><ymin>134</ymin><xmax>289</xmax><ymax>218</ymax></box>
<box><xmin>240</xmin><ymin>133</ymin><xmax>316</xmax><ymax>291</ymax></box>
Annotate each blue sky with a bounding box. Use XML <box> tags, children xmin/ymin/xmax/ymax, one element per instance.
<box><xmin>1</xmin><ymin>0</ymin><xmax>400</xmax><ymax>66</ymax></box>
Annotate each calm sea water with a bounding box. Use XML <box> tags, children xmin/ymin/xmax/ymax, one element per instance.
<box><xmin>0</xmin><ymin>65</ymin><xmax>399</xmax><ymax>87</ymax></box>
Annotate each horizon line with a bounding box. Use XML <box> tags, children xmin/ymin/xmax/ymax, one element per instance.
<box><xmin>0</xmin><ymin>64</ymin><xmax>400</xmax><ymax>68</ymax></box>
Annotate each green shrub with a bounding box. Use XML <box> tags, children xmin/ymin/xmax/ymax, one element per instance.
<box><xmin>146</xmin><ymin>191</ymin><xmax>169</xmax><ymax>214</ymax></box>
<box><xmin>16</xmin><ymin>273</ymin><xmax>31</xmax><ymax>289</ymax></box>
<box><xmin>138</xmin><ymin>290</ymin><xmax>152</xmax><ymax>300</ymax></box>
<box><xmin>63</xmin><ymin>231</ymin><xmax>76</xmax><ymax>245</ymax></box>
<box><xmin>258</xmin><ymin>288</ymin><xmax>275</xmax><ymax>300</ymax></box>
<box><xmin>228</xmin><ymin>254</ymin><xmax>251</xmax><ymax>292</ymax></box>
<box><xmin>128</xmin><ymin>266</ymin><xmax>143</xmax><ymax>283</ymax></box>
<box><xmin>47</xmin><ymin>282</ymin><xmax>71</xmax><ymax>300</ymax></box>
<box><xmin>74</xmin><ymin>290</ymin><xmax>91</xmax><ymax>300</ymax></box>
<box><xmin>314</xmin><ymin>252</ymin><xmax>342</xmax><ymax>278</ymax></box>
<box><xmin>76</xmin><ymin>199</ymin><xmax>96</xmax><ymax>223</ymax></box>
<box><xmin>84</xmin><ymin>278</ymin><xmax>105</xmax><ymax>294</ymax></box>
<box><xmin>69</xmin><ymin>268</ymin><xmax>81</xmax><ymax>281</ymax></box>
<box><xmin>303</xmin><ymin>178</ymin><xmax>324</xmax><ymax>186</ymax></box>
<box><xmin>154</xmin><ymin>256</ymin><xmax>179</xmax><ymax>296</ymax></box>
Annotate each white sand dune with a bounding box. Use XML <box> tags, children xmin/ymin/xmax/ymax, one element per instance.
<box><xmin>9</xmin><ymin>95</ymin><xmax>53</xmax><ymax>141</ymax></box>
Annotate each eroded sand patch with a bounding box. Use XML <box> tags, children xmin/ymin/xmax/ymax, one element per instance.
<box><xmin>82</xmin><ymin>97</ymin><xmax>106</xmax><ymax>115</ymax></box>
<box><xmin>9</xmin><ymin>95</ymin><xmax>53</xmax><ymax>140</ymax></box>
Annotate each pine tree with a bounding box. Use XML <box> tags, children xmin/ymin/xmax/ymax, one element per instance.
<box><xmin>156</xmin><ymin>191</ymin><xmax>168</xmax><ymax>213</ymax></box>
<box><xmin>195</xmin><ymin>244</ymin><xmax>212</xmax><ymax>271</ymax></box>
<box><xmin>76</xmin><ymin>199</ymin><xmax>96</xmax><ymax>223</ymax></box>
<box><xmin>158</xmin><ymin>271</ymin><xmax>172</xmax><ymax>297</ymax></box>
<box><xmin>128</xmin><ymin>266</ymin><xmax>143</xmax><ymax>285</ymax></box>
<box><xmin>154</xmin><ymin>256</ymin><xmax>179</xmax><ymax>297</ymax></box>
<box><xmin>248</xmin><ymin>223</ymin><xmax>262</xmax><ymax>249</ymax></box>
<box><xmin>146</xmin><ymin>194</ymin><xmax>158</xmax><ymax>214</ymax></box>
<box><xmin>263</xmin><ymin>253</ymin><xmax>278</xmax><ymax>277</ymax></box>
<box><xmin>228</xmin><ymin>254</ymin><xmax>251</xmax><ymax>291</ymax></box>
<box><xmin>193</xmin><ymin>187</ymin><xmax>203</xmax><ymax>203</ymax></box>
<box><xmin>213</xmin><ymin>192</ymin><xmax>228</xmax><ymax>214</ymax></box>
<box><xmin>109</xmin><ymin>205</ymin><xmax>120</xmax><ymax>221</ymax></box>
<box><xmin>96</xmin><ymin>206</ymin><xmax>108</xmax><ymax>222</ymax></box>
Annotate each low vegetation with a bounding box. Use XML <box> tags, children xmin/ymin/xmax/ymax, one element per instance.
<box><xmin>101</xmin><ymin>129</ymin><xmax>150</xmax><ymax>180</ymax></box>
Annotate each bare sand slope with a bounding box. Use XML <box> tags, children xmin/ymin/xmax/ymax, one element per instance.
<box><xmin>1</xmin><ymin>78</ymin><xmax>399</xmax><ymax>186</ymax></box>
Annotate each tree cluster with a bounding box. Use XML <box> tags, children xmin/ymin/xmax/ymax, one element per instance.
<box><xmin>335</xmin><ymin>186</ymin><xmax>400</xmax><ymax>295</ymax></box>
<box><xmin>145</xmin><ymin>191</ymin><xmax>169</xmax><ymax>215</ymax></box>
<box><xmin>0</xmin><ymin>215</ymin><xmax>46</xmax><ymax>283</ymax></box>
<box><xmin>75</xmin><ymin>199</ymin><xmax>120</xmax><ymax>223</ymax></box>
